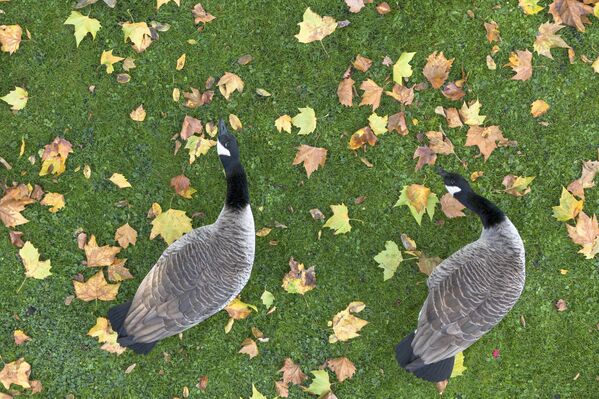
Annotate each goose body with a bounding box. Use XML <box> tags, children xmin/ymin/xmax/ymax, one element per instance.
<box><xmin>108</xmin><ymin>121</ymin><xmax>254</xmax><ymax>354</ymax></box>
<box><xmin>396</xmin><ymin>168</ymin><xmax>525</xmax><ymax>382</ymax></box>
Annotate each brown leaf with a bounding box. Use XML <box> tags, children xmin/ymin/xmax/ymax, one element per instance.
<box><xmin>440</xmin><ymin>193</ymin><xmax>466</xmax><ymax>218</ymax></box>
<box><xmin>418</xmin><ymin>253</ymin><xmax>443</xmax><ymax>276</ymax></box>
<box><xmin>506</xmin><ymin>50</ymin><xmax>533</xmax><ymax>81</ymax></box>
<box><xmin>549</xmin><ymin>0</ymin><xmax>593</xmax><ymax>32</ymax></box>
<box><xmin>567</xmin><ymin>160</ymin><xmax>599</xmax><ymax>198</ymax></box>
<box><xmin>400</xmin><ymin>233</ymin><xmax>417</xmax><ymax>251</ymax></box>
<box><xmin>40</xmin><ymin>137</ymin><xmax>73</xmax><ymax>177</ymax></box>
<box><xmin>9</xmin><ymin>230</ymin><xmax>24</xmax><ymax>247</ymax></box>
<box><xmin>413</xmin><ymin>146</ymin><xmax>437</xmax><ymax>171</ymax></box>
<box><xmin>353</xmin><ymin>55</ymin><xmax>372</xmax><ymax>72</ymax></box>
<box><xmin>180</xmin><ymin>115</ymin><xmax>203</xmax><ymax>140</ymax></box>
<box><xmin>376</xmin><ymin>2</ymin><xmax>391</xmax><ymax>14</ymax></box>
<box><xmin>0</xmin><ymin>357</ymin><xmax>31</xmax><ymax>390</ymax></box>
<box><xmin>275</xmin><ymin>380</ymin><xmax>289</xmax><ymax>397</ymax></box>
<box><xmin>282</xmin><ymin>257</ymin><xmax>316</xmax><ymax>294</ymax></box>
<box><xmin>534</xmin><ymin>23</ymin><xmax>570</xmax><ymax>59</ymax></box>
<box><xmin>327</xmin><ymin>357</ymin><xmax>356</xmax><ymax>382</ymax></box>
<box><xmin>484</xmin><ymin>21</ymin><xmax>500</xmax><ymax>43</ymax></box>
<box><xmin>426</xmin><ymin>131</ymin><xmax>454</xmax><ymax>155</ymax></box>
<box><xmin>349</xmin><ymin>126</ymin><xmax>378</xmax><ymax>150</ymax></box>
<box><xmin>279</xmin><ymin>358</ymin><xmax>308</xmax><ymax>385</ymax></box>
<box><xmin>116</xmin><ymin>73</ymin><xmax>130</xmax><ymax>83</ymax></box>
<box><xmin>385</xmin><ymin>84</ymin><xmax>414</xmax><ymax>105</ymax></box>
<box><xmin>337</xmin><ymin>78</ymin><xmax>354</xmax><ymax>107</ymax></box>
<box><xmin>359</xmin><ymin>79</ymin><xmax>383</xmax><ymax>111</ymax></box>
<box><xmin>442</xmin><ymin>82</ymin><xmax>465</xmax><ymax>101</ymax></box>
<box><xmin>237</xmin><ymin>54</ymin><xmax>252</xmax><ymax>65</ymax></box>
<box><xmin>192</xmin><ymin>3</ymin><xmax>216</xmax><ymax>24</ymax></box>
<box><xmin>445</xmin><ymin>107</ymin><xmax>463</xmax><ymax>128</ymax></box>
<box><xmin>197</xmin><ymin>375</ymin><xmax>208</xmax><ymax>391</ymax></box>
<box><xmin>217</xmin><ymin>72</ymin><xmax>244</xmax><ymax>100</ymax></box>
<box><xmin>567</xmin><ymin>211</ymin><xmax>599</xmax><ymax>246</ymax></box>
<box><xmin>114</xmin><ymin>223</ymin><xmax>137</xmax><ymax>248</ymax></box>
<box><xmin>84</xmin><ymin>235</ymin><xmax>121</xmax><ymax>267</ymax></box>
<box><xmin>238</xmin><ymin>338</ymin><xmax>258</xmax><ymax>358</ymax></box>
<box><xmin>423</xmin><ymin>51</ymin><xmax>453</xmax><ymax>89</ymax></box>
<box><xmin>310</xmin><ymin>208</ymin><xmax>325</xmax><ymax>220</ymax></box>
<box><xmin>107</xmin><ymin>259</ymin><xmax>134</xmax><ymax>282</ymax></box>
<box><xmin>183</xmin><ymin>87</ymin><xmax>213</xmax><ymax>108</ymax></box>
<box><xmin>292</xmin><ymin>145</ymin><xmax>327</xmax><ymax>178</ymax></box>
<box><xmin>465</xmin><ymin>125</ymin><xmax>506</xmax><ymax>161</ymax></box>
<box><xmin>388</xmin><ymin>112</ymin><xmax>408</xmax><ymax>135</ymax></box>
<box><xmin>345</xmin><ymin>0</ymin><xmax>365</xmax><ymax>13</ymax></box>
<box><xmin>73</xmin><ymin>270</ymin><xmax>120</xmax><ymax>302</ymax></box>
<box><xmin>555</xmin><ymin>298</ymin><xmax>567</xmax><ymax>311</ymax></box>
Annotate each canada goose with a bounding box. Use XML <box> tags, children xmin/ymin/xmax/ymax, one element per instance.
<box><xmin>395</xmin><ymin>167</ymin><xmax>525</xmax><ymax>382</ymax></box>
<box><xmin>108</xmin><ymin>120</ymin><xmax>255</xmax><ymax>354</ymax></box>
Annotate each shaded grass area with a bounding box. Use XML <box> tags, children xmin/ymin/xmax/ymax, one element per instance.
<box><xmin>1</xmin><ymin>0</ymin><xmax>598</xmax><ymax>397</ymax></box>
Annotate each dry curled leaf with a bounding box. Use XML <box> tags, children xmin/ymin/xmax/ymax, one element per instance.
<box><xmin>353</xmin><ymin>55</ymin><xmax>372</xmax><ymax>72</ymax></box>
<box><xmin>192</xmin><ymin>3</ymin><xmax>215</xmax><ymax>24</ymax></box>
<box><xmin>423</xmin><ymin>51</ymin><xmax>453</xmax><ymax>89</ymax></box>
<box><xmin>282</xmin><ymin>257</ymin><xmax>316</xmax><ymax>294</ymax></box>
<box><xmin>337</xmin><ymin>78</ymin><xmax>354</xmax><ymax>107</ymax></box>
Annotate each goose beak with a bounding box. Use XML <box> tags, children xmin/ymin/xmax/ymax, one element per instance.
<box><xmin>217</xmin><ymin>119</ymin><xmax>232</xmax><ymax>157</ymax></box>
<box><xmin>218</xmin><ymin>119</ymin><xmax>230</xmax><ymax>140</ymax></box>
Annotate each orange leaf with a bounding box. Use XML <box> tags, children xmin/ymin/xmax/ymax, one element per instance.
<box><xmin>337</xmin><ymin>78</ymin><xmax>354</xmax><ymax>107</ymax></box>
<box><xmin>359</xmin><ymin>79</ymin><xmax>383</xmax><ymax>111</ymax></box>
<box><xmin>423</xmin><ymin>51</ymin><xmax>453</xmax><ymax>89</ymax></box>
<box><xmin>170</xmin><ymin>175</ymin><xmax>196</xmax><ymax>199</ymax></box>
<box><xmin>292</xmin><ymin>145</ymin><xmax>327</xmax><ymax>178</ymax></box>
<box><xmin>440</xmin><ymin>193</ymin><xmax>466</xmax><ymax>218</ymax></box>
<box><xmin>348</xmin><ymin>126</ymin><xmax>377</xmax><ymax>150</ymax></box>
<box><xmin>114</xmin><ymin>223</ymin><xmax>137</xmax><ymax>248</ymax></box>
<box><xmin>484</xmin><ymin>21</ymin><xmax>500</xmax><ymax>43</ymax></box>
<box><xmin>84</xmin><ymin>235</ymin><xmax>121</xmax><ymax>267</ymax></box>
<box><xmin>353</xmin><ymin>55</ymin><xmax>372</xmax><ymax>72</ymax></box>
<box><xmin>73</xmin><ymin>270</ymin><xmax>120</xmax><ymax>302</ymax></box>
<box><xmin>327</xmin><ymin>357</ymin><xmax>356</xmax><ymax>382</ymax></box>
<box><xmin>465</xmin><ymin>125</ymin><xmax>506</xmax><ymax>161</ymax></box>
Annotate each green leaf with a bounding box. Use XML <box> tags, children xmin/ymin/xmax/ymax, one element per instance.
<box><xmin>250</xmin><ymin>384</ymin><xmax>267</xmax><ymax>399</ymax></box>
<box><xmin>368</xmin><ymin>113</ymin><xmax>388</xmax><ymax>136</ymax></box>
<box><xmin>374</xmin><ymin>241</ymin><xmax>403</xmax><ymax>281</ymax></box>
<box><xmin>393</xmin><ymin>52</ymin><xmax>416</xmax><ymax>85</ymax></box>
<box><xmin>304</xmin><ymin>370</ymin><xmax>331</xmax><ymax>396</ymax></box>
<box><xmin>292</xmin><ymin>107</ymin><xmax>317</xmax><ymax>135</ymax></box>
<box><xmin>260</xmin><ymin>290</ymin><xmax>274</xmax><ymax>308</ymax></box>
<box><xmin>323</xmin><ymin>204</ymin><xmax>351</xmax><ymax>235</ymax></box>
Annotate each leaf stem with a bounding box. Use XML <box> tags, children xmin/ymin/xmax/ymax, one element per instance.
<box><xmin>16</xmin><ymin>276</ymin><xmax>27</xmax><ymax>294</ymax></box>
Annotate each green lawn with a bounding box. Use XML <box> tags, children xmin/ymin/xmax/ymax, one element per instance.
<box><xmin>1</xmin><ymin>0</ymin><xmax>598</xmax><ymax>398</ymax></box>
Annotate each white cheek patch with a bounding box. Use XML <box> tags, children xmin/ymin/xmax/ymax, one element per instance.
<box><xmin>217</xmin><ymin>141</ymin><xmax>230</xmax><ymax>157</ymax></box>
<box><xmin>446</xmin><ymin>185</ymin><xmax>461</xmax><ymax>195</ymax></box>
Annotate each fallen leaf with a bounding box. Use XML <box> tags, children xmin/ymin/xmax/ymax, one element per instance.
<box><xmin>460</xmin><ymin>100</ymin><xmax>486</xmax><ymax>126</ymax></box>
<box><xmin>385</xmin><ymin>84</ymin><xmax>414</xmax><ymax>105</ymax></box>
<box><xmin>368</xmin><ymin>113</ymin><xmax>388</xmax><ymax>135</ymax></box>
<box><xmin>100</xmin><ymin>50</ymin><xmax>124</xmax><ymax>74</ymax></box>
<box><xmin>465</xmin><ymin>125</ymin><xmax>506</xmax><ymax>161</ymax></box>
<box><xmin>426</xmin><ymin>130</ymin><xmax>454</xmax><ymax>155</ymax></box>
<box><xmin>109</xmin><ymin>173</ymin><xmax>132</xmax><ymax>188</ymax></box>
<box><xmin>567</xmin><ymin>211</ymin><xmax>599</xmax><ymax>259</ymax></box>
<box><xmin>256</xmin><ymin>88</ymin><xmax>271</xmax><ymax>97</ymax></box>
<box><xmin>374</xmin><ymin>241</ymin><xmax>403</xmax><ymax>280</ymax></box>
<box><xmin>176</xmin><ymin>53</ymin><xmax>186</xmax><ymax>70</ymax></box>
<box><xmin>183</xmin><ymin>87</ymin><xmax>213</xmax><ymax>108</ymax></box>
<box><xmin>484</xmin><ymin>20</ymin><xmax>500</xmax><ymax>43</ymax></box>
<box><xmin>292</xmin><ymin>107</ymin><xmax>317</xmax><ymax>135</ymax></box>
<box><xmin>180</xmin><ymin>115</ymin><xmax>203</xmax><ymax>140</ymax></box>
<box><xmin>0</xmin><ymin>24</ymin><xmax>22</xmax><ymax>54</ymax></box>
<box><xmin>292</xmin><ymin>145</ymin><xmax>327</xmax><ymax>178</ymax></box>
<box><xmin>440</xmin><ymin>193</ymin><xmax>466</xmax><ymax>218</ymax></box>
<box><xmin>534</xmin><ymin>23</ymin><xmax>570</xmax><ymax>59</ymax></box>
<box><xmin>13</xmin><ymin>330</ymin><xmax>31</xmax><ymax>345</ymax></box>
<box><xmin>73</xmin><ymin>270</ymin><xmax>120</xmax><ymax>302</ymax></box>
<box><xmin>349</xmin><ymin>126</ymin><xmax>377</xmax><ymax>150</ymax></box>
<box><xmin>0</xmin><ymin>358</ymin><xmax>31</xmax><ymax>390</ymax></box>
<box><xmin>486</xmin><ymin>55</ymin><xmax>497</xmax><ymax>70</ymax></box>
<box><xmin>261</xmin><ymin>290</ymin><xmax>274</xmax><ymax>308</ymax></box>
<box><xmin>345</xmin><ymin>0</ymin><xmax>365</xmax><ymax>13</ymax></box>
<box><xmin>388</xmin><ymin>112</ymin><xmax>408</xmax><ymax>135</ymax></box>
<box><xmin>19</xmin><ymin>241</ymin><xmax>52</xmax><ymax>279</ymax></box>
<box><xmin>116</xmin><ymin>73</ymin><xmax>131</xmax><ymax>83</ymax></box>
<box><xmin>282</xmin><ymin>257</ymin><xmax>316</xmax><ymax>294</ymax></box>
<box><xmin>1</xmin><ymin>86</ymin><xmax>28</xmax><ymax>111</ymax></box>
<box><xmin>192</xmin><ymin>3</ymin><xmax>216</xmax><ymax>24</ymax></box>
<box><xmin>549</xmin><ymin>0</ymin><xmax>593</xmax><ymax>32</ymax></box>
<box><xmin>423</xmin><ymin>51</ymin><xmax>453</xmax><ymax>89</ymax></box>
<box><xmin>250</xmin><ymin>384</ymin><xmax>267</xmax><ymax>399</ymax></box>
<box><xmin>327</xmin><ymin>357</ymin><xmax>356</xmax><ymax>382</ymax></box>
<box><xmin>359</xmin><ymin>79</ymin><xmax>383</xmax><ymax>111</ymax></box>
<box><xmin>506</xmin><ymin>50</ymin><xmax>533</xmax><ymax>81</ymax></box>
<box><xmin>115</xmin><ymin>223</ymin><xmax>137</xmax><ymax>248</ymax></box>
<box><xmin>304</xmin><ymin>370</ymin><xmax>331</xmax><ymax>396</ymax></box>
<box><xmin>185</xmin><ymin>135</ymin><xmax>216</xmax><ymax>163</ymax></box>
<box><xmin>123</xmin><ymin>57</ymin><xmax>136</xmax><ymax>71</ymax></box>
<box><xmin>442</xmin><ymin>82</ymin><xmax>466</xmax><ymax>101</ymax></box>
<box><xmin>323</xmin><ymin>204</ymin><xmax>351</xmax><ymax>234</ymax></box>
<box><xmin>376</xmin><ymin>2</ymin><xmax>391</xmax><ymax>14</ymax></box>
<box><xmin>328</xmin><ymin>301</ymin><xmax>368</xmax><ymax>343</ymax></box>
<box><xmin>237</xmin><ymin>54</ymin><xmax>253</xmax><ymax>65</ymax></box>
<box><xmin>394</xmin><ymin>184</ymin><xmax>438</xmax><ymax>225</ymax></box>
<box><xmin>84</xmin><ymin>235</ymin><xmax>121</xmax><ymax>267</ymax></box>
<box><xmin>157</xmin><ymin>0</ymin><xmax>180</xmax><ymax>10</ymax></box>
<box><xmin>567</xmin><ymin>160</ymin><xmax>599</xmax><ymax>198</ymax></box>
<box><xmin>413</xmin><ymin>146</ymin><xmax>437</xmax><ymax>170</ymax></box>
<box><xmin>393</xmin><ymin>52</ymin><xmax>416</xmax><ymax>84</ymax></box>
<box><xmin>295</xmin><ymin>8</ymin><xmax>337</xmax><ymax>43</ymax></box>
<box><xmin>225</xmin><ymin>297</ymin><xmax>257</xmax><ymax>320</ymax></box>
<box><xmin>150</xmin><ymin>208</ymin><xmax>193</xmax><ymax>244</ymax></box>
<box><xmin>256</xmin><ymin>227</ymin><xmax>272</xmax><ymax>237</ymax></box>
<box><xmin>279</xmin><ymin>358</ymin><xmax>308</xmax><ymax>385</ymax></box>
<box><xmin>239</xmin><ymin>338</ymin><xmax>259</xmax><ymax>359</ymax></box>
<box><xmin>552</xmin><ymin>187</ymin><xmax>583</xmax><ymax>221</ymax></box>
<box><xmin>129</xmin><ymin>105</ymin><xmax>146</xmax><ymax>121</ymax></box>
<box><xmin>275</xmin><ymin>380</ymin><xmax>289</xmax><ymax>398</ymax></box>
<box><xmin>418</xmin><ymin>253</ymin><xmax>443</xmax><ymax>275</ymax></box>
<box><xmin>519</xmin><ymin>0</ymin><xmax>544</xmax><ymax>14</ymax></box>
<box><xmin>471</xmin><ymin>171</ymin><xmax>484</xmax><ymax>181</ymax></box>
<box><xmin>531</xmin><ymin>99</ymin><xmax>550</xmax><ymax>117</ymax></box>
<box><xmin>353</xmin><ymin>55</ymin><xmax>372</xmax><ymax>72</ymax></box>
<box><xmin>197</xmin><ymin>375</ymin><xmax>208</xmax><ymax>391</ymax></box>
<box><xmin>275</xmin><ymin>115</ymin><xmax>293</xmax><ymax>133</ymax></box>
<box><xmin>107</xmin><ymin>260</ymin><xmax>134</xmax><ymax>282</ymax></box>
<box><xmin>555</xmin><ymin>298</ymin><xmax>567</xmax><ymax>311</ymax></box>
<box><xmin>337</xmin><ymin>78</ymin><xmax>354</xmax><ymax>107</ymax></box>
<box><xmin>64</xmin><ymin>11</ymin><xmax>101</xmax><ymax>47</ymax></box>
<box><xmin>217</xmin><ymin>72</ymin><xmax>244</xmax><ymax>100</ymax></box>
<box><xmin>39</xmin><ymin>137</ymin><xmax>73</xmax><ymax>176</ymax></box>
<box><xmin>125</xmin><ymin>363</ymin><xmax>136</xmax><ymax>374</ymax></box>
<box><xmin>229</xmin><ymin>114</ymin><xmax>242</xmax><ymax>130</ymax></box>
<box><xmin>87</xmin><ymin>317</ymin><xmax>118</xmax><ymax>343</ymax></box>
<box><xmin>9</xmin><ymin>231</ymin><xmax>25</xmax><ymax>247</ymax></box>
<box><xmin>122</xmin><ymin>22</ymin><xmax>152</xmax><ymax>52</ymax></box>
<box><xmin>40</xmin><ymin>192</ymin><xmax>65</xmax><ymax>213</ymax></box>
<box><xmin>503</xmin><ymin>175</ymin><xmax>535</xmax><ymax>196</ymax></box>
<box><xmin>170</xmin><ymin>175</ymin><xmax>197</xmax><ymax>199</ymax></box>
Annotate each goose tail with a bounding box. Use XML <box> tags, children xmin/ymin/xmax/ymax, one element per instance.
<box><xmin>107</xmin><ymin>301</ymin><xmax>158</xmax><ymax>355</ymax></box>
<box><xmin>395</xmin><ymin>331</ymin><xmax>455</xmax><ymax>382</ymax></box>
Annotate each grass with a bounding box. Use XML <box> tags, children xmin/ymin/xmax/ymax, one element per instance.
<box><xmin>1</xmin><ymin>0</ymin><xmax>598</xmax><ymax>397</ymax></box>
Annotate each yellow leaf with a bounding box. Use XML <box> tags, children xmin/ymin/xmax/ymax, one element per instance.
<box><xmin>224</xmin><ymin>297</ymin><xmax>257</xmax><ymax>320</ymax></box>
<box><xmin>185</xmin><ymin>135</ymin><xmax>216</xmax><ymax>164</ymax></box>
<box><xmin>172</xmin><ymin>87</ymin><xmax>180</xmax><ymax>101</ymax></box>
<box><xmin>275</xmin><ymin>114</ymin><xmax>292</xmax><ymax>133</ymax></box>
<box><xmin>83</xmin><ymin>164</ymin><xmax>91</xmax><ymax>178</ymax></box>
<box><xmin>328</xmin><ymin>301</ymin><xmax>368</xmax><ymax>343</ymax></box>
<box><xmin>393</xmin><ymin>51</ymin><xmax>416</xmax><ymax>84</ymax></box>
<box><xmin>530</xmin><ymin>99</ymin><xmax>549</xmax><ymax>117</ymax></box>
<box><xmin>100</xmin><ymin>50</ymin><xmax>124</xmax><ymax>74</ymax></box>
<box><xmin>460</xmin><ymin>100</ymin><xmax>486</xmax><ymax>126</ymax></box>
<box><xmin>303</xmin><ymin>370</ymin><xmax>331</xmax><ymax>396</ymax></box>
<box><xmin>0</xmin><ymin>358</ymin><xmax>31</xmax><ymax>390</ymax></box>
<box><xmin>176</xmin><ymin>53</ymin><xmax>186</xmax><ymax>70</ymax></box>
<box><xmin>157</xmin><ymin>0</ymin><xmax>180</xmax><ymax>10</ymax></box>
<box><xmin>395</xmin><ymin>184</ymin><xmax>439</xmax><ymax>225</ymax></box>
<box><xmin>295</xmin><ymin>7</ymin><xmax>337</xmax><ymax>43</ymax></box>
<box><xmin>519</xmin><ymin>0</ymin><xmax>544</xmax><ymax>15</ymax></box>
<box><xmin>552</xmin><ymin>187</ymin><xmax>583</xmax><ymax>222</ymax></box>
<box><xmin>451</xmin><ymin>352</ymin><xmax>467</xmax><ymax>377</ymax></box>
<box><xmin>0</xmin><ymin>24</ymin><xmax>22</xmax><ymax>54</ymax></box>
<box><xmin>1</xmin><ymin>86</ymin><xmax>28</xmax><ymax>111</ymax></box>
<box><xmin>129</xmin><ymin>105</ymin><xmax>146</xmax><ymax>121</ymax></box>
<box><xmin>534</xmin><ymin>23</ymin><xmax>570</xmax><ymax>59</ymax></box>
<box><xmin>368</xmin><ymin>113</ymin><xmax>388</xmax><ymax>136</ymax></box>
<box><xmin>115</xmin><ymin>223</ymin><xmax>137</xmax><ymax>249</ymax></box>
<box><xmin>87</xmin><ymin>317</ymin><xmax>118</xmax><ymax>344</ymax></box>
<box><xmin>13</xmin><ymin>330</ymin><xmax>31</xmax><ymax>345</ymax></box>
<box><xmin>84</xmin><ymin>234</ymin><xmax>121</xmax><ymax>267</ymax></box>
<box><xmin>292</xmin><ymin>107</ymin><xmax>317</xmax><ymax>135</ymax></box>
<box><xmin>229</xmin><ymin>113</ymin><xmax>242</xmax><ymax>130</ymax></box>
<box><xmin>73</xmin><ymin>270</ymin><xmax>120</xmax><ymax>302</ymax></box>
<box><xmin>40</xmin><ymin>192</ymin><xmax>65</xmax><ymax>213</ymax></box>
<box><xmin>250</xmin><ymin>384</ymin><xmax>267</xmax><ymax>399</ymax></box>
<box><xmin>502</xmin><ymin>175</ymin><xmax>535</xmax><ymax>196</ymax></box>
<box><xmin>109</xmin><ymin>173</ymin><xmax>132</xmax><ymax>188</ymax></box>
<box><xmin>19</xmin><ymin>241</ymin><xmax>52</xmax><ymax>279</ymax></box>
<box><xmin>256</xmin><ymin>227</ymin><xmax>272</xmax><ymax>237</ymax></box>
<box><xmin>217</xmin><ymin>72</ymin><xmax>244</xmax><ymax>100</ymax></box>
<box><xmin>282</xmin><ymin>257</ymin><xmax>316</xmax><ymax>295</ymax></box>
<box><xmin>122</xmin><ymin>22</ymin><xmax>152</xmax><ymax>53</ymax></box>
<box><xmin>64</xmin><ymin>11</ymin><xmax>101</xmax><ymax>47</ymax></box>
<box><xmin>323</xmin><ymin>204</ymin><xmax>351</xmax><ymax>235</ymax></box>
<box><xmin>19</xmin><ymin>137</ymin><xmax>25</xmax><ymax>157</ymax></box>
<box><xmin>150</xmin><ymin>208</ymin><xmax>192</xmax><ymax>244</ymax></box>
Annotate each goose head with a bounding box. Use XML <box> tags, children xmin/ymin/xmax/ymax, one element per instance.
<box><xmin>436</xmin><ymin>166</ymin><xmax>473</xmax><ymax>198</ymax></box>
<box><xmin>217</xmin><ymin>119</ymin><xmax>241</xmax><ymax>173</ymax></box>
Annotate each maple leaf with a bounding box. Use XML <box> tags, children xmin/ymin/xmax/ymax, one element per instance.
<box><xmin>0</xmin><ymin>184</ymin><xmax>35</xmax><ymax>228</ymax></box>
<box><xmin>13</xmin><ymin>330</ymin><xmax>31</xmax><ymax>345</ymax></box>
<box><xmin>170</xmin><ymin>175</ymin><xmax>197</xmax><ymax>199</ymax></box>
<box><xmin>345</xmin><ymin>0</ymin><xmax>365</xmax><ymax>13</ymax></box>
<box><xmin>323</xmin><ymin>204</ymin><xmax>351</xmax><ymax>234</ymax></box>
<box><xmin>39</xmin><ymin>137</ymin><xmax>73</xmax><ymax>177</ymax></box>
<box><xmin>519</xmin><ymin>0</ymin><xmax>544</xmax><ymax>14</ymax></box>
<box><xmin>40</xmin><ymin>192</ymin><xmax>65</xmax><ymax>213</ymax></box>
<box><xmin>84</xmin><ymin>235</ymin><xmax>121</xmax><ymax>267</ymax></box>
<box><xmin>239</xmin><ymin>338</ymin><xmax>259</xmax><ymax>359</ymax></box>
<box><xmin>503</xmin><ymin>175</ymin><xmax>535</xmax><ymax>196</ymax></box>
<box><xmin>393</xmin><ymin>52</ymin><xmax>416</xmax><ymax>84</ymax></box>
<box><xmin>249</xmin><ymin>384</ymin><xmax>267</xmax><ymax>399</ymax></box>
<box><xmin>441</xmin><ymin>82</ymin><xmax>466</xmax><ymax>101</ymax></box>
<box><xmin>444</xmin><ymin>107</ymin><xmax>463</xmax><ymax>128</ymax></box>
<box><xmin>506</xmin><ymin>50</ymin><xmax>533</xmax><ymax>81</ymax></box>
<box><xmin>64</xmin><ymin>11</ymin><xmax>101</xmax><ymax>47</ymax></box>
<box><xmin>440</xmin><ymin>193</ymin><xmax>466</xmax><ymax>218</ymax></box>
<box><xmin>567</xmin><ymin>211</ymin><xmax>599</xmax><ymax>258</ymax></box>
<box><xmin>295</xmin><ymin>8</ymin><xmax>337</xmax><ymax>43</ymax></box>
<box><xmin>88</xmin><ymin>317</ymin><xmax>126</xmax><ymax>354</ymax></box>
<box><xmin>282</xmin><ymin>257</ymin><xmax>316</xmax><ymax>294</ymax></box>
<box><xmin>115</xmin><ymin>223</ymin><xmax>137</xmax><ymax>248</ymax></box>
<box><xmin>192</xmin><ymin>3</ymin><xmax>216</xmax><ymax>24</ymax></box>
<box><xmin>413</xmin><ymin>146</ymin><xmax>437</xmax><ymax>170</ymax></box>
<box><xmin>327</xmin><ymin>357</ymin><xmax>356</xmax><ymax>383</ymax></box>
<box><xmin>217</xmin><ymin>72</ymin><xmax>244</xmax><ymax>100</ymax></box>
<box><xmin>553</xmin><ymin>187</ymin><xmax>583</xmax><ymax>221</ymax></box>
<box><xmin>180</xmin><ymin>115</ymin><xmax>203</xmax><ymax>140</ymax></box>
<box><xmin>292</xmin><ymin>145</ymin><xmax>327</xmax><ymax>178</ymax></box>
<box><xmin>353</xmin><ymin>54</ymin><xmax>373</xmax><ymax>72</ymax></box>
<box><xmin>1</xmin><ymin>86</ymin><xmax>28</xmax><ymax>111</ymax></box>
<box><xmin>304</xmin><ymin>370</ymin><xmax>331</xmax><ymax>396</ymax></box>
<box><xmin>423</xmin><ymin>51</ymin><xmax>453</xmax><ymax>89</ymax></box>
<box><xmin>19</xmin><ymin>241</ymin><xmax>52</xmax><ymax>279</ymax></box>
<box><xmin>183</xmin><ymin>87</ymin><xmax>213</xmax><ymax>108</ymax></box>
<box><xmin>100</xmin><ymin>50</ymin><xmax>124</xmax><ymax>74</ymax></box>
<box><xmin>465</xmin><ymin>125</ymin><xmax>506</xmax><ymax>161</ymax></box>
<box><xmin>185</xmin><ymin>135</ymin><xmax>216</xmax><ymax>164</ymax></box>
<box><xmin>394</xmin><ymin>184</ymin><xmax>438</xmax><ymax>225</ymax></box>
<box><xmin>107</xmin><ymin>259</ymin><xmax>134</xmax><ymax>282</ymax></box>
<box><xmin>328</xmin><ymin>301</ymin><xmax>368</xmax><ymax>343</ymax></box>
<box><xmin>460</xmin><ymin>100</ymin><xmax>486</xmax><ymax>126</ymax></box>
<box><xmin>0</xmin><ymin>24</ymin><xmax>22</xmax><ymax>54</ymax></box>
<box><xmin>534</xmin><ymin>23</ymin><xmax>570</xmax><ymax>59</ymax></box>
<box><xmin>368</xmin><ymin>113</ymin><xmax>388</xmax><ymax>135</ymax></box>
<box><xmin>549</xmin><ymin>0</ymin><xmax>593</xmax><ymax>31</ymax></box>
<box><xmin>275</xmin><ymin>115</ymin><xmax>292</xmax><ymax>133</ymax></box>
<box><xmin>279</xmin><ymin>358</ymin><xmax>308</xmax><ymax>385</ymax></box>
<box><xmin>225</xmin><ymin>297</ymin><xmax>257</xmax><ymax>323</ymax></box>
<box><xmin>150</xmin><ymin>208</ymin><xmax>193</xmax><ymax>244</ymax></box>
<box><xmin>73</xmin><ymin>270</ymin><xmax>120</xmax><ymax>302</ymax></box>
<box><xmin>337</xmin><ymin>78</ymin><xmax>354</xmax><ymax>107</ymax></box>
<box><xmin>386</xmin><ymin>84</ymin><xmax>414</xmax><ymax>105</ymax></box>
<box><xmin>426</xmin><ymin>130</ymin><xmax>454</xmax><ymax>155</ymax></box>
<box><xmin>157</xmin><ymin>0</ymin><xmax>180</xmax><ymax>10</ymax></box>
<box><xmin>484</xmin><ymin>21</ymin><xmax>500</xmax><ymax>43</ymax></box>
<box><xmin>261</xmin><ymin>290</ymin><xmax>275</xmax><ymax>308</ymax></box>
<box><xmin>0</xmin><ymin>358</ymin><xmax>31</xmax><ymax>390</ymax></box>
<box><xmin>418</xmin><ymin>253</ymin><xmax>443</xmax><ymax>276</ymax></box>
<box><xmin>275</xmin><ymin>380</ymin><xmax>289</xmax><ymax>398</ymax></box>
<box><xmin>292</xmin><ymin>107</ymin><xmax>317</xmax><ymax>135</ymax></box>
<box><xmin>374</xmin><ymin>241</ymin><xmax>403</xmax><ymax>280</ymax></box>
<box><xmin>388</xmin><ymin>112</ymin><xmax>408</xmax><ymax>135</ymax></box>
<box><xmin>359</xmin><ymin>79</ymin><xmax>383</xmax><ymax>111</ymax></box>
<box><xmin>348</xmin><ymin>126</ymin><xmax>377</xmax><ymax>150</ymax></box>
<box><xmin>109</xmin><ymin>173</ymin><xmax>132</xmax><ymax>188</ymax></box>
<box><xmin>122</xmin><ymin>22</ymin><xmax>152</xmax><ymax>53</ymax></box>
<box><xmin>129</xmin><ymin>104</ymin><xmax>146</xmax><ymax>121</ymax></box>
<box><xmin>567</xmin><ymin>160</ymin><xmax>599</xmax><ymax>198</ymax></box>
<box><xmin>531</xmin><ymin>99</ymin><xmax>550</xmax><ymax>117</ymax></box>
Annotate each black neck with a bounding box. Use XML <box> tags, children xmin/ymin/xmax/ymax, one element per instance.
<box><xmin>225</xmin><ymin>163</ymin><xmax>249</xmax><ymax>209</ymax></box>
<box><xmin>458</xmin><ymin>191</ymin><xmax>505</xmax><ymax>229</ymax></box>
